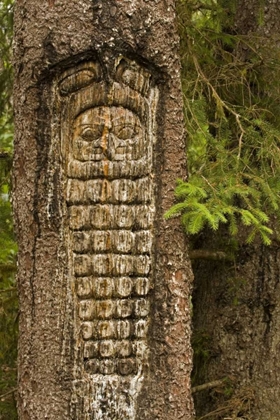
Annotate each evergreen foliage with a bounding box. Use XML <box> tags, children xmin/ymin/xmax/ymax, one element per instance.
<box><xmin>0</xmin><ymin>0</ymin><xmax>18</xmax><ymax>418</ymax></box>
<box><xmin>166</xmin><ymin>0</ymin><xmax>280</xmax><ymax>245</ymax></box>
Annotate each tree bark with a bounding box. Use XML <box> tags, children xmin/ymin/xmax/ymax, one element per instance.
<box><xmin>192</xmin><ymin>2</ymin><xmax>280</xmax><ymax>419</ymax></box>
<box><xmin>13</xmin><ymin>1</ymin><xmax>194</xmax><ymax>419</ymax></box>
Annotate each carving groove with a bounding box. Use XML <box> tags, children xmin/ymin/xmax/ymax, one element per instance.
<box><xmin>55</xmin><ymin>56</ymin><xmax>158</xmax><ymax>418</ymax></box>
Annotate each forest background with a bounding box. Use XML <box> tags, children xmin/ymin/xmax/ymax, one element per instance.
<box><xmin>1</xmin><ymin>0</ymin><xmax>280</xmax><ymax>418</ymax></box>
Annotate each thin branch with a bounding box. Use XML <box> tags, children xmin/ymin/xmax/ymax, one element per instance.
<box><xmin>236</xmin><ymin>115</ymin><xmax>245</xmax><ymax>160</ymax></box>
<box><xmin>0</xmin><ymin>151</ymin><xmax>11</xmax><ymax>159</ymax></box>
<box><xmin>0</xmin><ymin>263</ymin><xmax>17</xmax><ymax>272</ymax></box>
<box><xmin>1</xmin><ymin>366</ymin><xmax>17</xmax><ymax>372</ymax></box>
<box><xmin>0</xmin><ymin>387</ymin><xmax>17</xmax><ymax>401</ymax></box>
<box><xmin>0</xmin><ymin>287</ymin><xmax>17</xmax><ymax>293</ymax></box>
<box><xmin>192</xmin><ymin>378</ymin><xmax>226</xmax><ymax>394</ymax></box>
<box><xmin>190</xmin><ymin>2</ymin><xmax>216</xmax><ymax>12</ymax></box>
<box><xmin>190</xmin><ymin>44</ymin><xmax>247</xmax><ymax>157</ymax></box>
<box><xmin>189</xmin><ymin>249</ymin><xmax>233</xmax><ymax>261</ymax></box>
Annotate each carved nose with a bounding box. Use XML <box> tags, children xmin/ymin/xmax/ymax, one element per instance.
<box><xmin>100</xmin><ymin>126</ymin><xmax>109</xmax><ymax>156</ymax></box>
<box><xmin>101</xmin><ymin>129</ymin><xmax>117</xmax><ymax>160</ymax></box>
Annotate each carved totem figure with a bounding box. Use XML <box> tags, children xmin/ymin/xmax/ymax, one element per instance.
<box><xmin>54</xmin><ymin>57</ymin><xmax>158</xmax><ymax>418</ymax></box>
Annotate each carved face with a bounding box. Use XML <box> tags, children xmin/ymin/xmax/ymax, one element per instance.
<box><xmin>72</xmin><ymin>106</ymin><xmax>145</xmax><ymax>162</ymax></box>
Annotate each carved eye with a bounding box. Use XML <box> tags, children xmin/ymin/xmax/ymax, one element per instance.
<box><xmin>80</xmin><ymin>126</ymin><xmax>102</xmax><ymax>141</ymax></box>
<box><xmin>116</xmin><ymin>126</ymin><xmax>138</xmax><ymax>140</ymax></box>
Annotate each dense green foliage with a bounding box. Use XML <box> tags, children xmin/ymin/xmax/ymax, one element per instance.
<box><xmin>166</xmin><ymin>0</ymin><xmax>280</xmax><ymax>245</ymax></box>
<box><xmin>0</xmin><ymin>0</ymin><xmax>18</xmax><ymax>418</ymax></box>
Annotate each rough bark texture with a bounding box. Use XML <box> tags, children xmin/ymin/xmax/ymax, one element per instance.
<box><xmin>234</xmin><ymin>0</ymin><xmax>280</xmax><ymax>37</ymax></box>
<box><xmin>192</xmin><ymin>235</ymin><xmax>280</xmax><ymax>420</ymax></box>
<box><xmin>13</xmin><ymin>1</ymin><xmax>194</xmax><ymax>419</ymax></box>
<box><xmin>192</xmin><ymin>2</ymin><xmax>280</xmax><ymax>419</ymax></box>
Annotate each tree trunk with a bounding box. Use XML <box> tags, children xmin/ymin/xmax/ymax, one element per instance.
<box><xmin>192</xmin><ymin>2</ymin><xmax>280</xmax><ymax>419</ymax></box>
<box><xmin>192</xmin><ymin>233</ymin><xmax>280</xmax><ymax>419</ymax></box>
<box><xmin>13</xmin><ymin>1</ymin><xmax>194</xmax><ymax>419</ymax></box>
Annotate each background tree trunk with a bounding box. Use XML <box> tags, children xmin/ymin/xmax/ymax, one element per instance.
<box><xmin>192</xmin><ymin>1</ymin><xmax>280</xmax><ymax>419</ymax></box>
<box><xmin>13</xmin><ymin>1</ymin><xmax>194</xmax><ymax>419</ymax></box>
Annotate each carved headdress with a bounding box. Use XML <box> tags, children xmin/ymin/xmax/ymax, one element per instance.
<box><xmin>58</xmin><ymin>57</ymin><xmax>153</xmax><ymax>121</ymax></box>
